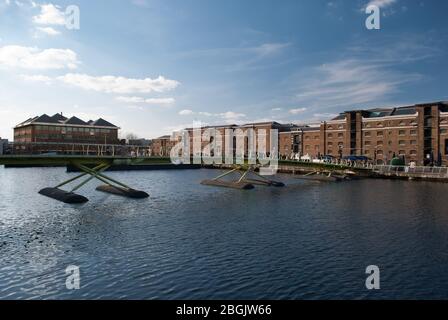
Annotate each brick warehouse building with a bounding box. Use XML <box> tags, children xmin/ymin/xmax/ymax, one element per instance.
<box><xmin>177</xmin><ymin>122</ymin><xmax>298</xmax><ymax>158</ymax></box>
<box><xmin>13</xmin><ymin>113</ymin><xmax>120</xmax><ymax>154</ymax></box>
<box><xmin>279</xmin><ymin>101</ymin><xmax>448</xmax><ymax>166</ymax></box>
<box><xmin>161</xmin><ymin>101</ymin><xmax>448</xmax><ymax>166</ymax></box>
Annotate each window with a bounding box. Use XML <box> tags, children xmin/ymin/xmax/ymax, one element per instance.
<box><xmin>399</xmin><ymin>140</ymin><xmax>406</xmax><ymax>146</ymax></box>
<box><xmin>327</xmin><ymin>133</ymin><xmax>333</xmax><ymax>138</ymax></box>
<box><xmin>399</xmin><ymin>121</ymin><xmax>406</xmax><ymax>126</ymax></box>
<box><xmin>365</xmin><ymin>123</ymin><xmax>371</xmax><ymax>128</ymax></box>
<box><xmin>338</xmin><ymin>124</ymin><xmax>344</xmax><ymax>129</ymax></box>
<box><xmin>399</xmin><ymin>150</ymin><xmax>406</xmax><ymax>156</ymax></box>
<box><xmin>365</xmin><ymin>132</ymin><xmax>371</xmax><ymax>137</ymax></box>
<box><xmin>410</xmin><ymin>130</ymin><xmax>417</xmax><ymax>135</ymax></box>
<box><xmin>410</xmin><ymin>140</ymin><xmax>417</xmax><ymax>145</ymax></box>
<box><xmin>328</xmin><ymin>125</ymin><xmax>333</xmax><ymax>130</ymax></box>
<box><xmin>410</xmin><ymin>150</ymin><xmax>417</xmax><ymax>156</ymax></box>
<box><xmin>377</xmin><ymin>131</ymin><xmax>383</xmax><ymax>137</ymax></box>
<box><xmin>377</xmin><ymin>141</ymin><xmax>383</xmax><ymax>146</ymax></box>
<box><xmin>377</xmin><ymin>122</ymin><xmax>384</xmax><ymax>127</ymax></box>
<box><xmin>338</xmin><ymin>133</ymin><xmax>343</xmax><ymax>138</ymax></box>
<box><xmin>399</xmin><ymin>130</ymin><xmax>406</xmax><ymax>136</ymax></box>
<box><xmin>365</xmin><ymin>141</ymin><xmax>371</xmax><ymax>146</ymax></box>
<box><xmin>327</xmin><ymin>142</ymin><xmax>333</xmax><ymax>146</ymax></box>
<box><xmin>377</xmin><ymin>150</ymin><xmax>383</xmax><ymax>155</ymax></box>
<box><xmin>441</xmin><ymin>129</ymin><xmax>447</xmax><ymax>134</ymax></box>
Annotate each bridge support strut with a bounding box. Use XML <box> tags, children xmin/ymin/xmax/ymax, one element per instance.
<box><xmin>201</xmin><ymin>165</ymin><xmax>285</xmax><ymax>190</ymax></box>
<box><xmin>39</xmin><ymin>161</ymin><xmax>149</xmax><ymax>203</ymax></box>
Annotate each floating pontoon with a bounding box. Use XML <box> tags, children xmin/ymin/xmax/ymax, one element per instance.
<box><xmin>201</xmin><ymin>165</ymin><xmax>285</xmax><ymax>190</ymax></box>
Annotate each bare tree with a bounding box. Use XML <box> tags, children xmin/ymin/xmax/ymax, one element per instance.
<box><xmin>126</xmin><ymin>133</ymin><xmax>139</xmax><ymax>141</ymax></box>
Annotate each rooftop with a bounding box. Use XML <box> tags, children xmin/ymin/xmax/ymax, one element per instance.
<box><xmin>15</xmin><ymin>114</ymin><xmax>119</xmax><ymax>129</ymax></box>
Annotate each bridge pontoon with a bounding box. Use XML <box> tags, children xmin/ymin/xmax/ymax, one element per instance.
<box><xmin>0</xmin><ymin>155</ymin><xmax>151</xmax><ymax>203</ymax></box>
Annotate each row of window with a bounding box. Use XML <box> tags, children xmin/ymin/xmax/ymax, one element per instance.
<box><xmin>364</xmin><ymin>129</ymin><xmax>417</xmax><ymax>137</ymax></box>
<box><xmin>34</xmin><ymin>125</ymin><xmax>113</xmax><ymax>134</ymax></box>
<box><xmin>34</xmin><ymin>134</ymin><xmax>113</xmax><ymax>140</ymax></box>
<box><xmin>364</xmin><ymin>120</ymin><xmax>418</xmax><ymax>128</ymax></box>
<box><xmin>299</xmin><ymin>128</ymin><xmax>448</xmax><ymax>141</ymax></box>
<box><xmin>364</xmin><ymin>140</ymin><xmax>417</xmax><ymax>147</ymax></box>
<box><xmin>326</xmin><ymin>124</ymin><xmax>345</xmax><ymax>130</ymax></box>
<box><xmin>366</xmin><ymin>150</ymin><xmax>418</xmax><ymax>156</ymax></box>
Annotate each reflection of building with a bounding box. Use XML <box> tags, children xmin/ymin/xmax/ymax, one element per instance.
<box><xmin>278</xmin><ymin>101</ymin><xmax>448</xmax><ymax>166</ymax></box>
<box><xmin>13</xmin><ymin>113</ymin><xmax>120</xmax><ymax>154</ymax></box>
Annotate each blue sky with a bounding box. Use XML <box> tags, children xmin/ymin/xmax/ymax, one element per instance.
<box><xmin>0</xmin><ymin>0</ymin><xmax>447</xmax><ymax>139</ymax></box>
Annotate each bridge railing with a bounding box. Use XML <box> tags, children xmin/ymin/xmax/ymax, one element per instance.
<box><xmin>7</xmin><ymin>142</ymin><xmax>153</xmax><ymax>157</ymax></box>
<box><xmin>372</xmin><ymin>165</ymin><xmax>448</xmax><ymax>178</ymax></box>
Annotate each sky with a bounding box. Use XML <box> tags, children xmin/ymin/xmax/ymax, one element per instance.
<box><xmin>0</xmin><ymin>0</ymin><xmax>447</xmax><ymax>140</ymax></box>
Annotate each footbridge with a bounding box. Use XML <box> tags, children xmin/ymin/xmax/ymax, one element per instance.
<box><xmin>0</xmin><ymin>155</ymin><xmax>172</xmax><ymax>204</ymax></box>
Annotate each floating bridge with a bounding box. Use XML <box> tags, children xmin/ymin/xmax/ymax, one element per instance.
<box><xmin>0</xmin><ymin>155</ymin><xmax>169</xmax><ymax>204</ymax></box>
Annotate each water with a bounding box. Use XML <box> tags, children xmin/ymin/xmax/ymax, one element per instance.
<box><xmin>0</xmin><ymin>166</ymin><xmax>448</xmax><ymax>300</ymax></box>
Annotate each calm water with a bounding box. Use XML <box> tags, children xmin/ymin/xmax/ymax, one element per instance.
<box><xmin>1</xmin><ymin>166</ymin><xmax>448</xmax><ymax>300</ymax></box>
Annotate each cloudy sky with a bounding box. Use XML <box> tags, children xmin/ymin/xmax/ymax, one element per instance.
<box><xmin>0</xmin><ymin>0</ymin><xmax>447</xmax><ymax>139</ymax></box>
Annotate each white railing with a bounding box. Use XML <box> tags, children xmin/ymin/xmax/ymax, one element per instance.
<box><xmin>373</xmin><ymin>165</ymin><xmax>448</xmax><ymax>177</ymax></box>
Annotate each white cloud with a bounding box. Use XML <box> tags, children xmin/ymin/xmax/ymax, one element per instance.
<box><xmin>144</xmin><ymin>98</ymin><xmax>175</xmax><ymax>105</ymax></box>
<box><xmin>33</xmin><ymin>3</ymin><xmax>66</xmax><ymax>25</ymax></box>
<box><xmin>36</xmin><ymin>26</ymin><xmax>61</xmax><ymax>36</ymax></box>
<box><xmin>20</xmin><ymin>74</ymin><xmax>52</xmax><ymax>84</ymax></box>
<box><xmin>251</xmin><ymin>43</ymin><xmax>290</xmax><ymax>57</ymax></box>
<box><xmin>116</xmin><ymin>96</ymin><xmax>175</xmax><ymax>106</ymax></box>
<box><xmin>271</xmin><ymin>107</ymin><xmax>282</xmax><ymax>111</ymax></box>
<box><xmin>0</xmin><ymin>45</ymin><xmax>79</xmax><ymax>69</ymax></box>
<box><xmin>292</xmin><ymin>58</ymin><xmax>421</xmax><ymax>112</ymax></box>
<box><xmin>179</xmin><ymin>109</ymin><xmax>194</xmax><ymax>115</ymax></box>
<box><xmin>116</xmin><ymin>96</ymin><xmax>145</xmax><ymax>103</ymax></box>
<box><xmin>289</xmin><ymin>107</ymin><xmax>307</xmax><ymax>114</ymax></box>
<box><xmin>219</xmin><ymin>111</ymin><xmax>246</xmax><ymax>120</ymax></box>
<box><xmin>366</xmin><ymin>0</ymin><xmax>397</xmax><ymax>8</ymax></box>
<box><xmin>58</xmin><ymin>73</ymin><xmax>180</xmax><ymax>94</ymax></box>
<box><xmin>176</xmin><ymin>110</ymin><xmax>246</xmax><ymax>121</ymax></box>
<box><xmin>115</xmin><ymin>96</ymin><xmax>176</xmax><ymax>105</ymax></box>
<box><xmin>313</xmin><ymin>113</ymin><xmax>338</xmax><ymax>119</ymax></box>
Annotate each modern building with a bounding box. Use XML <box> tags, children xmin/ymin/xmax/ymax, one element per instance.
<box><xmin>278</xmin><ymin>101</ymin><xmax>448</xmax><ymax>166</ymax></box>
<box><xmin>13</xmin><ymin>113</ymin><xmax>120</xmax><ymax>154</ymax></box>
